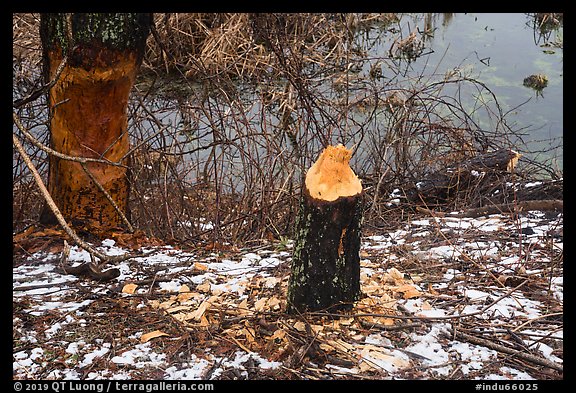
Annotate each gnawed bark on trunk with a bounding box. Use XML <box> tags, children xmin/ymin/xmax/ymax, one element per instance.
<box><xmin>39</xmin><ymin>13</ymin><xmax>152</xmax><ymax>234</ymax></box>
<box><xmin>287</xmin><ymin>144</ymin><xmax>363</xmax><ymax>313</ymax></box>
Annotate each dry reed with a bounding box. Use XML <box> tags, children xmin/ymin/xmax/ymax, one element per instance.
<box><xmin>13</xmin><ymin>13</ymin><xmax>562</xmax><ymax>244</ymax></box>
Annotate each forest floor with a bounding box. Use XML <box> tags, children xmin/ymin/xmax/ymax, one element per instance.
<box><xmin>13</xmin><ymin>208</ymin><xmax>563</xmax><ymax>381</ymax></box>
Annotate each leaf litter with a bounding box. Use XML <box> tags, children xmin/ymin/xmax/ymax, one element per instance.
<box><xmin>13</xmin><ymin>210</ymin><xmax>562</xmax><ymax>380</ymax></box>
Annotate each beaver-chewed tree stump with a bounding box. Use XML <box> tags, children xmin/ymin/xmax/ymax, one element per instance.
<box><xmin>287</xmin><ymin>144</ymin><xmax>364</xmax><ymax>314</ymax></box>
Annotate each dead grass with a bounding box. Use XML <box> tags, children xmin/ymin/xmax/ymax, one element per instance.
<box><xmin>145</xmin><ymin>13</ymin><xmax>398</xmax><ymax>80</ymax></box>
<box><xmin>13</xmin><ymin>13</ymin><xmax>562</xmax><ymax>244</ymax></box>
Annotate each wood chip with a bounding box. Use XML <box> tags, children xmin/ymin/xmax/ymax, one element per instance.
<box><xmin>122</xmin><ymin>283</ymin><xmax>138</xmax><ymax>294</ymax></box>
<box><xmin>140</xmin><ymin>330</ymin><xmax>169</xmax><ymax>343</ymax></box>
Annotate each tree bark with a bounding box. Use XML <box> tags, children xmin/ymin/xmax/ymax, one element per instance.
<box><xmin>39</xmin><ymin>13</ymin><xmax>152</xmax><ymax>234</ymax></box>
<box><xmin>287</xmin><ymin>144</ymin><xmax>363</xmax><ymax>313</ymax></box>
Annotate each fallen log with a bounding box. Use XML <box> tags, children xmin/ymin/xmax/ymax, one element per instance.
<box><xmin>287</xmin><ymin>144</ymin><xmax>363</xmax><ymax>313</ymax></box>
<box><xmin>408</xmin><ymin>148</ymin><xmax>521</xmax><ymax>203</ymax></box>
<box><xmin>449</xmin><ymin>329</ymin><xmax>563</xmax><ymax>372</ymax></box>
<box><xmin>514</xmin><ymin>178</ymin><xmax>563</xmax><ymax>201</ymax></box>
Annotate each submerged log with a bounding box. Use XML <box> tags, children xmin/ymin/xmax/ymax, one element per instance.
<box><xmin>408</xmin><ymin>148</ymin><xmax>521</xmax><ymax>203</ymax></box>
<box><xmin>287</xmin><ymin>144</ymin><xmax>363</xmax><ymax>313</ymax></box>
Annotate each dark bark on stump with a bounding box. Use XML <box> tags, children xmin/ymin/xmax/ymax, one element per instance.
<box><xmin>287</xmin><ymin>190</ymin><xmax>363</xmax><ymax>313</ymax></box>
<box><xmin>287</xmin><ymin>145</ymin><xmax>363</xmax><ymax>314</ymax></box>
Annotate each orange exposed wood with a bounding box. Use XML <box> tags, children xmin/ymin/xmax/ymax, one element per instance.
<box><xmin>43</xmin><ymin>49</ymin><xmax>139</xmax><ymax>231</ymax></box>
<box><xmin>305</xmin><ymin>144</ymin><xmax>362</xmax><ymax>202</ymax></box>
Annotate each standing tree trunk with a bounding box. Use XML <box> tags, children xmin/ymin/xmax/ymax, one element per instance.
<box><xmin>287</xmin><ymin>144</ymin><xmax>364</xmax><ymax>313</ymax></box>
<box><xmin>39</xmin><ymin>13</ymin><xmax>152</xmax><ymax>235</ymax></box>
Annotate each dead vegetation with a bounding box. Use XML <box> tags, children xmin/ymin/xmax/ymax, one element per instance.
<box><xmin>12</xmin><ymin>12</ymin><xmax>563</xmax><ymax>381</ymax></box>
<box><xmin>13</xmin><ymin>13</ymin><xmax>562</xmax><ymax>246</ymax></box>
<box><xmin>146</xmin><ymin>13</ymin><xmax>398</xmax><ymax>80</ymax></box>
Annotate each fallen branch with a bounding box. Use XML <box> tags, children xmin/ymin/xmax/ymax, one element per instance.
<box><xmin>58</xmin><ymin>260</ymin><xmax>121</xmax><ymax>282</ymax></box>
<box><xmin>13</xmin><ymin>133</ymin><xmax>107</xmax><ymax>260</ymax></box>
<box><xmin>416</xmin><ymin>199</ymin><xmax>563</xmax><ymax>218</ymax></box>
<box><xmin>13</xmin><ymin>131</ymin><xmax>144</xmax><ymax>281</ymax></box>
<box><xmin>13</xmin><ymin>281</ymin><xmax>77</xmax><ymax>292</ymax></box>
<box><xmin>449</xmin><ymin>329</ymin><xmax>563</xmax><ymax>372</ymax></box>
<box><xmin>359</xmin><ymin>319</ymin><xmax>423</xmax><ymax>331</ymax></box>
<box><xmin>451</xmin><ymin>199</ymin><xmax>563</xmax><ymax>218</ymax></box>
<box><xmin>13</xmin><ymin>111</ymin><xmax>134</xmax><ymax>232</ymax></box>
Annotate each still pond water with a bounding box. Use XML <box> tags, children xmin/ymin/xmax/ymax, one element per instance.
<box><xmin>133</xmin><ymin>13</ymin><xmax>562</xmax><ymax>186</ymax></box>
<box><xmin>152</xmin><ymin>13</ymin><xmax>563</xmax><ymax>172</ymax></box>
<box><xmin>381</xmin><ymin>13</ymin><xmax>562</xmax><ymax>166</ymax></box>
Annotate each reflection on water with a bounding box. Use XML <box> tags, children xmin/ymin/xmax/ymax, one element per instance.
<box><xmin>387</xmin><ymin>13</ymin><xmax>562</xmax><ymax>158</ymax></box>
<box><xmin>14</xmin><ymin>13</ymin><xmax>563</xmax><ymax>184</ymax></box>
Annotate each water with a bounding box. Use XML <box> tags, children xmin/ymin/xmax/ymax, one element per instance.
<box><xmin>14</xmin><ymin>13</ymin><xmax>563</xmax><ymax>181</ymax></box>
<box><xmin>371</xmin><ymin>13</ymin><xmax>562</xmax><ymax>164</ymax></box>
<box><xmin>129</xmin><ymin>13</ymin><xmax>563</xmax><ymax>189</ymax></box>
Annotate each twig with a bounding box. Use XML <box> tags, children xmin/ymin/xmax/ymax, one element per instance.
<box><xmin>359</xmin><ymin>319</ymin><xmax>423</xmax><ymax>331</ymax></box>
<box><xmin>512</xmin><ymin>312</ymin><xmax>564</xmax><ymax>332</ymax></box>
<box><xmin>80</xmin><ymin>161</ymin><xmax>134</xmax><ymax>232</ymax></box>
<box><xmin>13</xmin><ymin>111</ymin><xmax>128</xmax><ymax>168</ymax></box>
<box><xmin>12</xmin><ymin>131</ymin><xmax>144</xmax><ymax>280</ymax></box>
<box><xmin>13</xmin><ymin>281</ymin><xmax>77</xmax><ymax>292</ymax></box>
<box><xmin>449</xmin><ymin>329</ymin><xmax>563</xmax><ymax>372</ymax></box>
<box><xmin>13</xmin><ymin>56</ymin><xmax>68</xmax><ymax>108</ymax></box>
